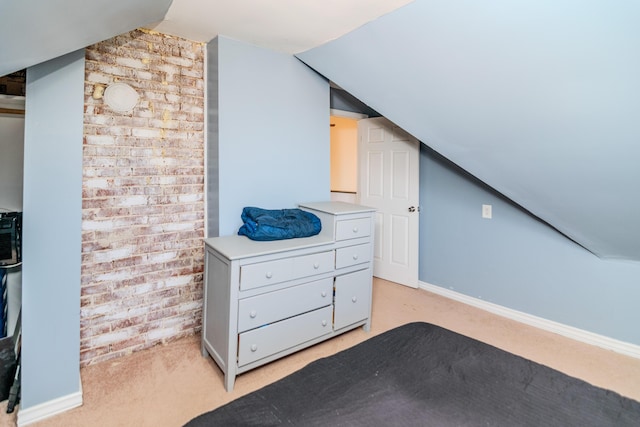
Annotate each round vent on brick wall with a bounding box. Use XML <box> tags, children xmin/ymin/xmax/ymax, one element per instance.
<box><xmin>103</xmin><ymin>83</ymin><xmax>139</xmax><ymax>113</ymax></box>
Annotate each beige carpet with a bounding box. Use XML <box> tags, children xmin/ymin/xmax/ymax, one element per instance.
<box><xmin>3</xmin><ymin>278</ymin><xmax>640</xmax><ymax>426</ymax></box>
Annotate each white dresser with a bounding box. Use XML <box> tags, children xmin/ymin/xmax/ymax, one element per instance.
<box><xmin>202</xmin><ymin>202</ymin><xmax>375</xmax><ymax>391</ymax></box>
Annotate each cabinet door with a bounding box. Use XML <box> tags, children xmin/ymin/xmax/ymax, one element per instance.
<box><xmin>334</xmin><ymin>269</ymin><xmax>372</xmax><ymax>330</ymax></box>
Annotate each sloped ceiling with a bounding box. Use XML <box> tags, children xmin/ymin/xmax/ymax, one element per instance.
<box><xmin>3</xmin><ymin>0</ymin><xmax>639</xmax><ymax>261</ymax></box>
<box><xmin>0</xmin><ymin>0</ymin><xmax>413</xmax><ymax>78</ymax></box>
<box><xmin>298</xmin><ymin>0</ymin><xmax>640</xmax><ymax>262</ymax></box>
<box><xmin>0</xmin><ymin>0</ymin><xmax>172</xmax><ymax>76</ymax></box>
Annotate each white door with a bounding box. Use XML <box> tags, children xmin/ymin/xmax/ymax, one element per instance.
<box><xmin>358</xmin><ymin>117</ymin><xmax>419</xmax><ymax>288</ymax></box>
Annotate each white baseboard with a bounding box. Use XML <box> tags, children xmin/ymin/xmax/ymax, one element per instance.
<box><xmin>419</xmin><ymin>281</ymin><xmax>640</xmax><ymax>359</ymax></box>
<box><xmin>17</xmin><ymin>380</ymin><xmax>83</xmax><ymax>426</ymax></box>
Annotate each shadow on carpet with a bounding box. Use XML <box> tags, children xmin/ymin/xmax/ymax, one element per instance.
<box><xmin>185</xmin><ymin>322</ymin><xmax>640</xmax><ymax>426</ymax></box>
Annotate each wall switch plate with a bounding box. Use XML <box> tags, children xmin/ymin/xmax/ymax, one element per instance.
<box><xmin>482</xmin><ymin>204</ymin><xmax>492</xmax><ymax>219</ymax></box>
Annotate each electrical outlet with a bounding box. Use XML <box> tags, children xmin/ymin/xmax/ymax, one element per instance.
<box><xmin>482</xmin><ymin>204</ymin><xmax>492</xmax><ymax>219</ymax></box>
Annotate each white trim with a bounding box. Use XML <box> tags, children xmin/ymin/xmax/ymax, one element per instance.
<box><xmin>17</xmin><ymin>381</ymin><xmax>83</xmax><ymax>427</ymax></box>
<box><xmin>419</xmin><ymin>281</ymin><xmax>640</xmax><ymax>359</ymax></box>
<box><xmin>330</xmin><ymin>108</ymin><xmax>368</xmax><ymax>120</ymax></box>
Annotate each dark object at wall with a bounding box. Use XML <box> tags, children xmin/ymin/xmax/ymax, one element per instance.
<box><xmin>330</xmin><ymin>87</ymin><xmax>380</xmax><ymax>117</ymax></box>
<box><xmin>0</xmin><ymin>70</ymin><xmax>26</xmax><ymax>96</ymax></box>
<box><xmin>0</xmin><ymin>333</ymin><xmax>17</xmax><ymax>402</ymax></box>
<box><xmin>0</xmin><ymin>211</ymin><xmax>22</xmax><ymax>268</ymax></box>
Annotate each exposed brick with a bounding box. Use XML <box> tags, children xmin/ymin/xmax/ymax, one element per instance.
<box><xmin>81</xmin><ymin>29</ymin><xmax>203</xmax><ymax>369</ymax></box>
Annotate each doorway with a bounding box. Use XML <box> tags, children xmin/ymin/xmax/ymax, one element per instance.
<box><xmin>329</xmin><ymin>111</ymin><xmax>420</xmax><ymax>288</ymax></box>
<box><xmin>330</xmin><ymin>110</ymin><xmax>367</xmax><ymax>204</ymax></box>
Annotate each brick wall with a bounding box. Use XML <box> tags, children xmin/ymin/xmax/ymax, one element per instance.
<box><xmin>81</xmin><ymin>29</ymin><xmax>205</xmax><ymax>365</ymax></box>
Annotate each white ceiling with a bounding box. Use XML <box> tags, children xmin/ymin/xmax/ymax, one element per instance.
<box><xmin>149</xmin><ymin>0</ymin><xmax>415</xmax><ymax>53</ymax></box>
<box><xmin>0</xmin><ymin>0</ymin><xmax>413</xmax><ymax>77</ymax></box>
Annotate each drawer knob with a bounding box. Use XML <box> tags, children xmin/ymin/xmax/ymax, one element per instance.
<box><xmin>249</xmin><ymin>310</ymin><xmax>257</xmax><ymax>318</ymax></box>
<box><xmin>352</xmin><ymin>227</ymin><xmax>359</xmax><ymax>233</ymax></box>
<box><xmin>250</xmin><ymin>344</ymin><xmax>258</xmax><ymax>352</ymax></box>
<box><xmin>321</xmin><ymin>291</ymin><xmax>327</xmax><ymax>297</ymax></box>
<box><xmin>322</xmin><ymin>320</ymin><xmax>327</xmax><ymax>327</ymax></box>
<box><xmin>265</xmin><ymin>272</ymin><xmax>273</xmax><ymax>279</ymax></box>
<box><xmin>352</xmin><ymin>296</ymin><xmax>358</xmax><ymax>303</ymax></box>
<box><xmin>313</xmin><ymin>262</ymin><xmax>320</xmax><ymax>269</ymax></box>
<box><xmin>352</xmin><ymin>254</ymin><xmax>359</xmax><ymax>260</ymax></box>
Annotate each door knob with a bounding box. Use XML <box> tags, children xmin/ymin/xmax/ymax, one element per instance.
<box><xmin>408</xmin><ymin>206</ymin><xmax>416</xmax><ymax>212</ymax></box>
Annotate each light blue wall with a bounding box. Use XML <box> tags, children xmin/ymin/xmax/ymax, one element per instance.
<box><xmin>22</xmin><ymin>50</ymin><xmax>84</xmax><ymax>408</ymax></box>
<box><xmin>420</xmin><ymin>145</ymin><xmax>640</xmax><ymax>345</ymax></box>
<box><xmin>298</xmin><ymin>0</ymin><xmax>640</xmax><ymax>262</ymax></box>
<box><xmin>208</xmin><ymin>36</ymin><xmax>330</xmax><ymax>237</ymax></box>
<box><xmin>296</xmin><ymin>0</ymin><xmax>640</xmax><ymax>347</ymax></box>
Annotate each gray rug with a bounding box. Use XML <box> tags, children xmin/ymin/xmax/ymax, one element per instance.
<box><xmin>185</xmin><ymin>322</ymin><xmax>640</xmax><ymax>426</ymax></box>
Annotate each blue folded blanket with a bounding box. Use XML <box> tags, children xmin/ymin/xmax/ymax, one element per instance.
<box><xmin>238</xmin><ymin>207</ymin><xmax>322</xmax><ymax>241</ymax></box>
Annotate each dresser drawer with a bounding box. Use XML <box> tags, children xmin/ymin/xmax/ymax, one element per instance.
<box><xmin>240</xmin><ymin>249</ymin><xmax>335</xmax><ymax>291</ymax></box>
<box><xmin>335</xmin><ymin>243</ymin><xmax>371</xmax><ymax>269</ymax></box>
<box><xmin>334</xmin><ymin>269</ymin><xmax>371</xmax><ymax>330</ymax></box>
<box><xmin>237</xmin><ymin>278</ymin><xmax>333</xmax><ymax>333</ymax></box>
<box><xmin>335</xmin><ymin>217</ymin><xmax>371</xmax><ymax>241</ymax></box>
<box><xmin>238</xmin><ymin>305</ymin><xmax>333</xmax><ymax>367</ymax></box>
<box><xmin>240</xmin><ymin>257</ymin><xmax>293</xmax><ymax>290</ymax></box>
<box><xmin>292</xmin><ymin>250</ymin><xmax>334</xmax><ymax>278</ymax></box>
